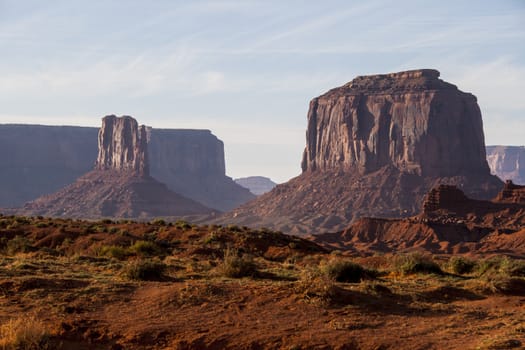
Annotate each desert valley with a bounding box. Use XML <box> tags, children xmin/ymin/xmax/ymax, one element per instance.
<box><xmin>1</xmin><ymin>67</ymin><xmax>525</xmax><ymax>349</ymax></box>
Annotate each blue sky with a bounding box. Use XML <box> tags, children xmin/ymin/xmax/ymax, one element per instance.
<box><xmin>1</xmin><ymin>0</ymin><xmax>524</xmax><ymax>183</ymax></box>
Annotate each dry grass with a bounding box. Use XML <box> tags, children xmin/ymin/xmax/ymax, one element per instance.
<box><xmin>0</xmin><ymin>316</ymin><xmax>50</xmax><ymax>350</ymax></box>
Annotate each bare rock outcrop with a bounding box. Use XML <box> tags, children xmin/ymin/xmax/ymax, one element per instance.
<box><xmin>95</xmin><ymin>115</ymin><xmax>149</xmax><ymax>175</ymax></box>
<box><xmin>312</xmin><ymin>183</ymin><xmax>525</xmax><ymax>255</ymax></box>
<box><xmin>301</xmin><ymin>69</ymin><xmax>489</xmax><ymax>176</ymax></box>
<box><xmin>19</xmin><ymin>116</ymin><xmax>214</xmax><ymax>219</ymax></box>
<box><xmin>0</xmin><ymin>124</ymin><xmax>253</xmax><ymax>211</ymax></box>
<box><xmin>486</xmin><ymin>146</ymin><xmax>525</xmax><ymax>185</ymax></box>
<box><xmin>221</xmin><ymin>69</ymin><xmax>503</xmax><ymax>234</ymax></box>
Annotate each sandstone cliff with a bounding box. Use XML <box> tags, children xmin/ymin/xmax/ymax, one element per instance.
<box><xmin>486</xmin><ymin>146</ymin><xmax>525</xmax><ymax>185</ymax></box>
<box><xmin>301</xmin><ymin>69</ymin><xmax>489</xmax><ymax>177</ymax></box>
<box><xmin>19</xmin><ymin>116</ymin><xmax>214</xmax><ymax>219</ymax></box>
<box><xmin>148</xmin><ymin>129</ymin><xmax>254</xmax><ymax>211</ymax></box>
<box><xmin>221</xmin><ymin>69</ymin><xmax>503</xmax><ymax>234</ymax></box>
<box><xmin>96</xmin><ymin>115</ymin><xmax>149</xmax><ymax>175</ymax></box>
<box><xmin>0</xmin><ymin>124</ymin><xmax>253</xmax><ymax>211</ymax></box>
<box><xmin>0</xmin><ymin>125</ymin><xmax>98</xmax><ymax>207</ymax></box>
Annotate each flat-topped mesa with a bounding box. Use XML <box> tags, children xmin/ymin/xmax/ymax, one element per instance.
<box><xmin>301</xmin><ymin>69</ymin><xmax>488</xmax><ymax>177</ymax></box>
<box><xmin>95</xmin><ymin>115</ymin><xmax>149</xmax><ymax>176</ymax></box>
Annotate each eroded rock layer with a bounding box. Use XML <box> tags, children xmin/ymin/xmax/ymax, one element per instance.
<box><xmin>221</xmin><ymin>69</ymin><xmax>502</xmax><ymax>234</ymax></box>
<box><xmin>18</xmin><ymin>116</ymin><xmax>214</xmax><ymax>219</ymax></box>
<box><xmin>312</xmin><ymin>183</ymin><xmax>525</xmax><ymax>255</ymax></box>
<box><xmin>0</xmin><ymin>124</ymin><xmax>253</xmax><ymax>211</ymax></box>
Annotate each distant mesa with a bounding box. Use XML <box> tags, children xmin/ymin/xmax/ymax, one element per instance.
<box><xmin>234</xmin><ymin>176</ymin><xmax>277</xmax><ymax>196</ymax></box>
<box><xmin>222</xmin><ymin>69</ymin><xmax>503</xmax><ymax>234</ymax></box>
<box><xmin>486</xmin><ymin>146</ymin><xmax>525</xmax><ymax>185</ymax></box>
<box><xmin>18</xmin><ymin>115</ymin><xmax>214</xmax><ymax>219</ymax></box>
<box><xmin>0</xmin><ymin>121</ymin><xmax>254</xmax><ymax>211</ymax></box>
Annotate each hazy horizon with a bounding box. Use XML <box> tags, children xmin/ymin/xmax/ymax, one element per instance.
<box><xmin>1</xmin><ymin>0</ymin><xmax>524</xmax><ymax>183</ymax></box>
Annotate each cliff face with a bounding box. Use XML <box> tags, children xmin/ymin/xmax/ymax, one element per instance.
<box><xmin>301</xmin><ymin>69</ymin><xmax>489</xmax><ymax>177</ymax></box>
<box><xmin>221</xmin><ymin>69</ymin><xmax>503</xmax><ymax>234</ymax></box>
<box><xmin>486</xmin><ymin>146</ymin><xmax>525</xmax><ymax>185</ymax></box>
<box><xmin>0</xmin><ymin>125</ymin><xmax>98</xmax><ymax>207</ymax></box>
<box><xmin>96</xmin><ymin>115</ymin><xmax>149</xmax><ymax>176</ymax></box>
<box><xmin>148</xmin><ymin>129</ymin><xmax>254</xmax><ymax>211</ymax></box>
<box><xmin>20</xmin><ymin>116</ymin><xmax>213</xmax><ymax>219</ymax></box>
<box><xmin>0</xmin><ymin>124</ymin><xmax>253</xmax><ymax>211</ymax></box>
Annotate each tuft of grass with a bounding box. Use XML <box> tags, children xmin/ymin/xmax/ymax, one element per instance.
<box><xmin>218</xmin><ymin>249</ymin><xmax>257</xmax><ymax>278</ymax></box>
<box><xmin>322</xmin><ymin>259</ymin><xmax>376</xmax><ymax>283</ymax></box>
<box><xmin>448</xmin><ymin>256</ymin><xmax>476</xmax><ymax>275</ymax></box>
<box><xmin>129</xmin><ymin>241</ymin><xmax>162</xmax><ymax>257</ymax></box>
<box><xmin>99</xmin><ymin>245</ymin><xmax>131</xmax><ymax>260</ymax></box>
<box><xmin>294</xmin><ymin>267</ymin><xmax>340</xmax><ymax>306</ymax></box>
<box><xmin>0</xmin><ymin>315</ymin><xmax>50</xmax><ymax>350</ymax></box>
<box><xmin>394</xmin><ymin>253</ymin><xmax>443</xmax><ymax>275</ymax></box>
<box><xmin>5</xmin><ymin>236</ymin><xmax>33</xmax><ymax>255</ymax></box>
<box><xmin>124</xmin><ymin>259</ymin><xmax>167</xmax><ymax>281</ymax></box>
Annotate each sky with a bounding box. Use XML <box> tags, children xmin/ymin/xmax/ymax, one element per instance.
<box><xmin>0</xmin><ymin>0</ymin><xmax>524</xmax><ymax>183</ymax></box>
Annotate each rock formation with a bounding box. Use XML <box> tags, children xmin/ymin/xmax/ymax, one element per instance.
<box><xmin>0</xmin><ymin>125</ymin><xmax>98</xmax><ymax>207</ymax></box>
<box><xmin>220</xmin><ymin>69</ymin><xmax>503</xmax><ymax>234</ymax></box>
<box><xmin>0</xmin><ymin>124</ymin><xmax>253</xmax><ymax>211</ymax></box>
<box><xmin>19</xmin><ymin>116</ymin><xmax>214</xmax><ymax>219</ymax></box>
<box><xmin>234</xmin><ymin>176</ymin><xmax>277</xmax><ymax>195</ymax></box>
<box><xmin>148</xmin><ymin>129</ymin><xmax>254</xmax><ymax>211</ymax></box>
<box><xmin>312</xmin><ymin>183</ymin><xmax>525</xmax><ymax>255</ymax></box>
<box><xmin>486</xmin><ymin>146</ymin><xmax>525</xmax><ymax>185</ymax></box>
<box><xmin>95</xmin><ymin>115</ymin><xmax>149</xmax><ymax>175</ymax></box>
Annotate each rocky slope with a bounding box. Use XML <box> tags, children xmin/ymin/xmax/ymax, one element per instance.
<box><xmin>313</xmin><ymin>182</ymin><xmax>525</xmax><ymax>255</ymax></box>
<box><xmin>486</xmin><ymin>146</ymin><xmax>525</xmax><ymax>185</ymax></box>
<box><xmin>221</xmin><ymin>69</ymin><xmax>502</xmax><ymax>234</ymax></box>
<box><xmin>0</xmin><ymin>124</ymin><xmax>253</xmax><ymax>211</ymax></box>
<box><xmin>234</xmin><ymin>176</ymin><xmax>277</xmax><ymax>195</ymax></box>
<box><xmin>19</xmin><ymin>116</ymin><xmax>213</xmax><ymax>219</ymax></box>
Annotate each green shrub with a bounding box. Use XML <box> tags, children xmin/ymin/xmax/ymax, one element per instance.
<box><xmin>175</xmin><ymin>220</ymin><xmax>192</xmax><ymax>230</ymax></box>
<box><xmin>129</xmin><ymin>241</ymin><xmax>162</xmax><ymax>257</ymax></box>
<box><xmin>448</xmin><ymin>256</ymin><xmax>476</xmax><ymax>275</ymax></box>
<box><xmin>6</xmin><ymin>236</ymin><xmax>33</xmax><ymax>255</ymax></box>
<box><xmin>219</xmin><ymin>249</ymin><xmax>257</xmax><ymax>278</ymax></box>
<box><xmin>124</xmin><ymin>259</ymin><xmax>167</xmax><ymax>281</ymax></box>
<box><xmin>395</xmin><ymin>253</ymin><xmax>443</xmax><ymax>275</ymax></box>
<box><xmin>323</xmin><ymin>260</ymin><xmax>375</xmax><ymax>283</ymax></box>
<box><xmin>151</xmin><ymin>218</ymin><xmax>166</xmax><ymax>226</ymax></box>
<box><xmin>99</xmin><ymin>245</ymin><xmax>131</xmax><ymax>260</ymax></box>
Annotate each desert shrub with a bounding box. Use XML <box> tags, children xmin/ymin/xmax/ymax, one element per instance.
<box><xmin>295</xmin><ymin>267</ymin><xmax>340</xmax><ymax>306</ymax></box>
<box><xmin>175</xmin><ymin>220</ymin><xmax>192</xmax><ymax>230</ymax></box>
<box><xmin>129</xmin><ymin>240</ymin><xmax>162</xmax><ymax>257</ymax></box>
<box><xmin>448</xmin><ymin>256</ymin><xmax>476</xmax><ymax>275</ymax></box>
<box><xmin>151</xmin><ymin>218</ymin><xmax>166</xmax><ymax>226</ymax></box>
<box><xmin>124</xmin><ymin>259</ymin><xmax>167</xmax><ymax>281</ymax></box>
<box><xmin>394</xmin><ymin>253</ymin><xmax>443</xmax><ymax>275</ymax></box>
<box><xmin>99</xmin><ymin>245</ymin><xmax>131</xmax><ymax>260</ymax></box>
<box><xmin>0</xmin><ymin>315</ymin><xmax>50</xmax><ymax>349</ymax></box>
<box><xmin>323</xmin><ymin>260</ymin><xmax>376</xmax><ymax>283</ymax></box>
<box><xmin>476</xmin><ymin>256</ymin><xmax>525</xmax><ymax>278</ymax></box>
<box><xmin>218</xmin><ymin>249</ymin><xmax>257</xmax><ymax>278</ymax></box>
<box><xmin>5</xmin><ymin>236</ymin><xmax>33</xmax><ymax>255</ymax></box>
